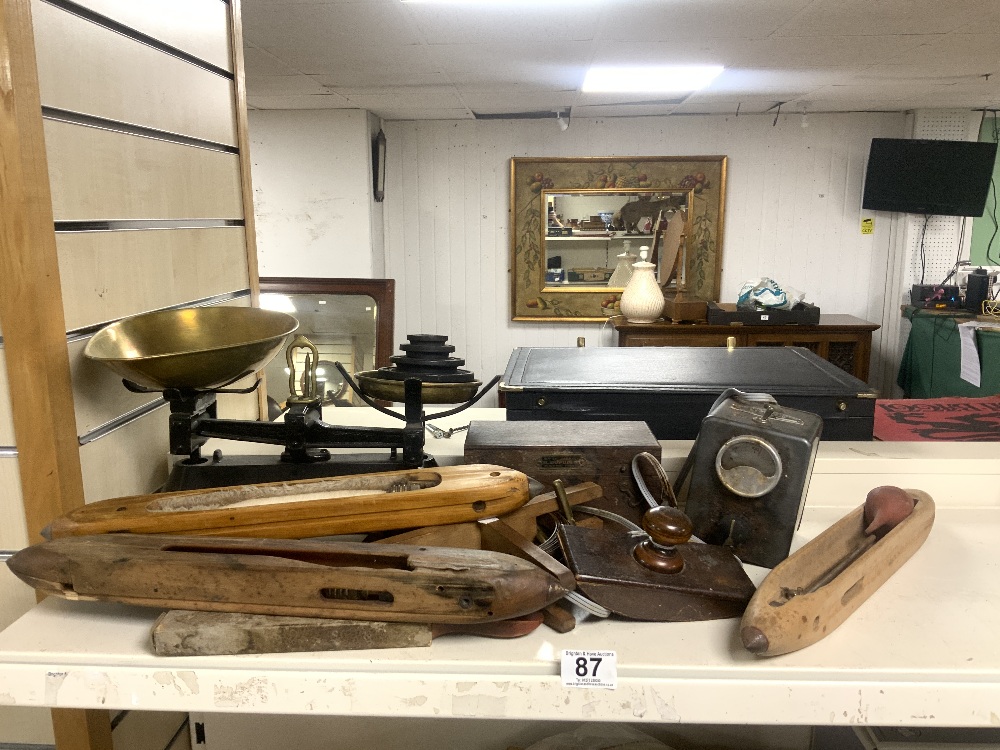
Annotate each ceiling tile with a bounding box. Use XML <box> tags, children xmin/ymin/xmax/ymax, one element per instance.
<box><xmin>457</xmin><ymin>87</ymin><xmax>577</xmax><ymax>114</ymax></box>
<box><xmin>247</xmin><ymin>74</ymin><xmax>331</xmax><ymax>96</ymax></box>
<box><xmin>277</xmin><ymin>44</ymin><xmax>443</xmax><ymax>83</ymax></box>
<box><xmin>399</xmin><ymin>2</ymin><xmax>604</xmax><ymax>45</ymax></box>
<box><xmin>877</xmin><ymin>34</ymin><xmax>1000</xmax><ymax>77</ymax></box>
<box><xmin>775</xmin><ymin>0</ymin><xmax>983</xmax><ymax>36</ymax></box>
<box><xmin>426</xmin><ymin>41</ymin><xmax>593</xmax><ymax>87</ymax></box>
<box><xmin>243</xmin><ymin>45</ymin><xmax>302</xmax><ymax>76</ymax></box>
<box><xmin>594</xmin><ymin>0</ymin><xmax>813</xmax><ymax>42</ymax></box>
<box><xmin>704</xmin><ymin>68</ymin><xmax>847</xmax><ymax>99</ymax></box>
<box><xmin>240</xmin><ymin>0</ymin><xmax>1000</xmax><ymax>118</ymax></box>
<box><xmin>585</xmin><ymin>34</ymin><xmax>931</xmax><ymax>71</ymax></box>
<box><xmin>242</xmin><ymin>2</ymin><xmax>419</xmax><ymax>49</ymax></box>
<box><xmin>340</xmin><ymin>89</ymin><xmax>469</xmax><ymax>111</ymax></box>
<box><xmin>246</xmin><ymin>93</ymin><xmax>354</xmax><ymax>110</ymax></box>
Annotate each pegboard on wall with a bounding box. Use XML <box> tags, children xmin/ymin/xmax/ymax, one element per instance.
<box><xmin>907</xmin><ymin>214</ymin><xmax>970</xmax><ymax>285</ymax></box>
<box><xmin>904</xmin><ymin>110</ymin><xmax>982</xmax><ymax>288</ymax></box>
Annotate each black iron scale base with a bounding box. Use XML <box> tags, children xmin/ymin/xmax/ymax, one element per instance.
<box><xmin>162</xmin><ymin>452</ymin><xmax>435</xmax><ymax>492</ymax></box>
<box><xmin>155</xmin><ymin>333</ymin><xmax>492</xmax><ymax>492</ymax></box>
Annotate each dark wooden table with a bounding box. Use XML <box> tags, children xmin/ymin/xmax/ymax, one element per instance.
<box><xmin>613</xmin><ymin>314</ymin><xmax>880</xmax><ymax>382</ymax></box>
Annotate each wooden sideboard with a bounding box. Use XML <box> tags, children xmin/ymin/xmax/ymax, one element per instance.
<box><xmin>613</xmin><ymin>314</ymin><xmax>880</xmax><ymax>382</ymax></box>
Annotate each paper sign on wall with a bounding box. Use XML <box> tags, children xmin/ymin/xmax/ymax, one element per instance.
<box><xmin>861</xmin><ymin>218</ymin><xmax>874</xmax><ymax>234</ymax></box>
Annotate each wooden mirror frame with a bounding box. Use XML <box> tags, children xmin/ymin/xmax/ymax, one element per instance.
<box><xmin>510</xmin><ymin>156</ymin><xmax>727</xmax><ymax>321</ymax></box>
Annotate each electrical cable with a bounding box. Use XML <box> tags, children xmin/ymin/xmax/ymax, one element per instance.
<box><xmin>918</xmin><ymin>213</ymin><xmax>931</xmax><ymax>286</ymax></box>
<box><xmin>986</xmin><ymin>113</ymin><xmax>1000</xmax><ymax>267</ymax></box>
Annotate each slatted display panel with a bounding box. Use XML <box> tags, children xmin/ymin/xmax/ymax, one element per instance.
<box><xmin>33</xmin><ymin>0</ymin><xmax>256</xmax><ymax>504</ymax></box>
<box><xmin>0</xmin><ymin>0</ymin><xmax>259</xmax><ymax>746</ymax></box>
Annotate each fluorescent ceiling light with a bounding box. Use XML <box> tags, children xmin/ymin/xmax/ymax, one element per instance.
<box><xmin>583</xmin><ymin>65</ymin><xmax>724</xmax><ymax>93</ymax></box>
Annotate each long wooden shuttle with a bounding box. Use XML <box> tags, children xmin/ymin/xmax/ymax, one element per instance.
<box><xmin>47</xmin><ymin>464</ymin><xmax>529</xmax><ymax>539</ymax></box>
<box><xmin>8</xmin><ymin>533</ymin><xmax>567</xmax><ymax>624</ymax></box>
<box><xmin>741</xmin><ymin>489</ymin><xmax>935</xmax><ymax>656</ymax></box>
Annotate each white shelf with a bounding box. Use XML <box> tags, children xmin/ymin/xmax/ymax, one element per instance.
<box><xmin>547</xmin><ymin>234</ymin><xmax>653</xmax><ymax>242</ymax></box>
<box><xmin>1</xmin><ymin>410</ymin><xmax>999</xmax><ymax>728</ymax></box>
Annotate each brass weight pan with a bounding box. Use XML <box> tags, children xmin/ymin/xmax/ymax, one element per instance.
<box><xmin>84</xmin><ymin>307</ymin><xmax>299</xmax><ymax>391</ymax></box>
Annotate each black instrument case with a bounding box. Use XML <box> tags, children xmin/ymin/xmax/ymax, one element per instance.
<box><xmin>500</xmin><ymin>346</ymin><xmax>876</xmax><ymax>441</ymax></box>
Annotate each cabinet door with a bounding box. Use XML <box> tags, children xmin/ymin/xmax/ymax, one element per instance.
<box><xmin>745</xmin><ymin>332</ymin><xmax>866</xmax><ymax>379</ymax></box>
<box><xmin>621</xmin><ymin>332</ymin><xmax>734</xmax><ymax>347</ymax></box>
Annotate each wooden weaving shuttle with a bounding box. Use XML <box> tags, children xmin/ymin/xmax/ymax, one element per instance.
<box><xmin>46</xmin><ymin>464</ymin><xmax>529</xmax><ymax>539</ymax></box>
<box><xmin>371</xmin><ymin>481</ymin><xmax>605</xmax><ymax>550</ymax></box>
<box><xmin>740</xmin><ymin>488</ymin><xmax>935</xmax><ymax>656</ymax></box>
<box><xmin>7</xmin><ymin>533</ymin><xmax>568</xmax><ymax>624</ymax></box>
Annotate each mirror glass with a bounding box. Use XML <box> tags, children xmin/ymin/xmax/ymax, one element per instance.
<box><xmin>257</xmin><ymin>278</ymin><xmax>395</xmax><ymax>413</ymax></box>
<box><xmin>543</xmin><ymin>190</ymin><xmax>690</xmax><ymax>290</ymax></box>
<box><xmin>259</xmin><ymin>292</ymin><xmax>378</xmax><ymax>408</ymax></box>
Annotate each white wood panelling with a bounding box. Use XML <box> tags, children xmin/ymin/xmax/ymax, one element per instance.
<box><xmin>381</xmin><ymin>112</ymin><xmax>907</xmax><ymax>402</ymax></box>
<box><xmin>69</xmin><ymin>0</ymin><xmax>233</xmax><ymax>73</ymax></box>
<box><xmin>57</xmin><ymin>227</ymin><xmax>250</xmax><ymax>331</ymax></box>
<box><xmin>44</xmin><ymin>119</ymin><xmax>243</xmax><ymax>221</ymax></box>
<box><xmin>79</xmin><ymin>405</ymin><xmax>170</xmax><ymax>503</ymax></box>
<box><xmin>33</xmin><ymin>0</ymin><xmax>237</xmax><ymax>146</ymax></box>
<box><xmin>0</xmin><ymin>348</ymin><xmax>15</xmax><ymax>446</ymax></box>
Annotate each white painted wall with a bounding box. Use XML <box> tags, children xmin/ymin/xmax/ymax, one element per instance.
<box><xmin>368</xmin><ymin>111</ymin><xmax>387</xmax><ymax>279</ymax></box>
<box><xmin>248</xmin><ymin>109</ymin><xmax>375</xmax><ymax>278</ymax></box>
<box><xmin>380</xmin><ymin>112</ymin><xmax>908</xmax><ymax>403</ymax></box>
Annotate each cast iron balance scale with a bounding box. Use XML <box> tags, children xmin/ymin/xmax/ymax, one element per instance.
<box><xmin>84</xmin><ymin>306</ymin><xmax>499</xmax><ymax>491</ymax></box>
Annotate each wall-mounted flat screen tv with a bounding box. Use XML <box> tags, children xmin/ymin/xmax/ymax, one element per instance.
<box><xmin>862</xmin><ymin>138</ymin><xmax>998</xmax><ymax>216</ymax></box>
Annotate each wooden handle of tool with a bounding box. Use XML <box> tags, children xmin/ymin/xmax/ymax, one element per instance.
<box><xmin>632</xmin><ymin>506</ymin><xmax>692</xmax><ymax>574</ymax></box>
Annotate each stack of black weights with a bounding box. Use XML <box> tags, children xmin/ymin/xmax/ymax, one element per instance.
<box><xmin>368</xmin><ymin>334</ymin><xmax>475</xmax><ymax>383</ymax></box>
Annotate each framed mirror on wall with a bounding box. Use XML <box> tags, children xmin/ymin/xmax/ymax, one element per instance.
<box><xmin>510</xmin><ymin>156</ymin><xmax>727</xmax><ymax>321</ymax></box>
<box><xmin>258</xmin><ymin>278</ymin><xmax>395</xmax><ymax>413</ymax></box>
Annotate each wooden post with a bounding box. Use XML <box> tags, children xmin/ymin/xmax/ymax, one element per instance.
<box><xmin>0</xmin><ymin>1</ymin><xmax>110</xmax><ymax>748</ymax></box>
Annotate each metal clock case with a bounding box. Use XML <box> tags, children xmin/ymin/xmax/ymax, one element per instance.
<box><xmin>683</xmin><ymin>397</ymin><xmax>823</xmax><ymax>569</ymax></box>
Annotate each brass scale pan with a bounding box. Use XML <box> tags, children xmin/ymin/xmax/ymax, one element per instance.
<box><xmin>84</xmin><ymin>306</ymin><xmax>480</xmax><ymax>403</ymax></box>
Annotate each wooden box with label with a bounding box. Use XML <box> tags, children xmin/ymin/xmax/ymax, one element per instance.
<box><xmin>463</xmin><ymin>420</ymin><xmax>660</xmax><ymax>524</ymax></box>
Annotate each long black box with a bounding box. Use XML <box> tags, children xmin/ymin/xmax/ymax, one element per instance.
<box><xmin>500</xmin><ymin>346</ymin><xmax>877</xmax><ymax>441</ymax></box>
<box><xmin>705</xmin><ymin>301</ymin><xmax>821</xmax><ymax>325</ymax></box>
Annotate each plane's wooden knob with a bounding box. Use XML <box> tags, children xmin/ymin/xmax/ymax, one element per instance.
<box><xmin>633</xmin><ymin>506</ymin><xmax>692</xmax><ymax>574</ymax></box>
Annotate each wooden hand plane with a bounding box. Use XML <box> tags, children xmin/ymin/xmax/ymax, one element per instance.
<box><xmin>7</xmin><ymin>533</ymin><xmax>567</xmax><ymax>624</ymax></box>
<box><xmin>557</xmin><ymin>506</ymin><xmax>756</xmax><ymax>622</ymax></box>
<box><xmin>46</xmin><ymin>464</ymin><xmax>528</xmax><ymax>539</ymax></box>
